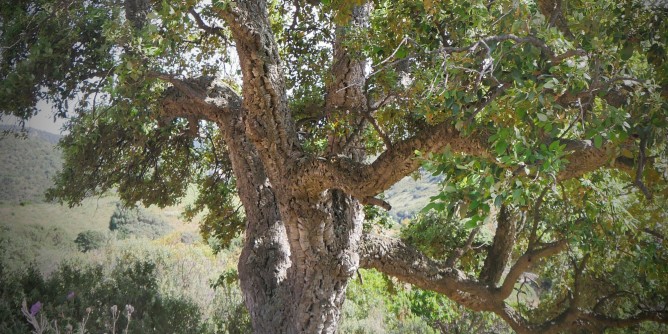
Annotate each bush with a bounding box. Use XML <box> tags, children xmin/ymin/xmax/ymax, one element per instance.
<box><xmin>1</xmin><ymin>259</ymin><xmax>207</xmax><ymax>334</ymax></box>
<box><xmin>109</xmin><ymin>204</ymin><xmax>171</xmax><ymax>239</ymax></box>
<box><xmin>74</xmin><ymin>230</ymin><xmax>107</xmax><ymax>252</ymax></box>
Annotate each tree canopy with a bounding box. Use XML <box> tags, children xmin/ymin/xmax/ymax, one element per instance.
<box><xmin>2</xmin><ymin>0</ymin><xmax>667</xmax><ymax>332</ymax></box>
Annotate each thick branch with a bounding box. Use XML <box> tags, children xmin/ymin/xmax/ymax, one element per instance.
<box><xmin>153</xmin><ymin>73</ymin><xmax>242</xmax><ymax>124</ymax></box>
<box><xmin>216</xmin><ymin>0</ymin><xmax>298</xmax><ymax>181</ymax></box>
<box><xmin>480</xmin><ymin>205</ymin><xmax>516</xmax><ymax>286</ymax></box>
<box><xmin>496</xmin><ymin>239</ymin><xmax>568</xmax><ymax>299</ymax></box>
<box><xmin>294</xmin><ymin>118</ymin><xmax>632</xmax><ymax>198</ymax></box>
<box><xmin>292</xmin><ymin>122</ymin><xmax>490</xmax><ymax>197</ymax></box>
<box><xmin>360</xmin><ymin>197</ymin><xmax>391</xmax><ymax>210</ymax></box>
<box><xmin>359</xmin><ymin>234</ymin><xmax>495</xmax><ymax>311</ymax></box>
<box><xmin>558</xmin><ymin>139</ymin><xmax>630</xmax><ymax>180</ymax></box>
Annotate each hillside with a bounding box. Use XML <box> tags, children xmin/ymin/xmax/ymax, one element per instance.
<box><xmin>385</xmin><ymin>171</ymin><xmax>442</xmax><ymax>222</ymax></box>
<box><xmin>0</xmin><ymin>126</ymin><xmax>200</xmax><ymax>273</ymax></box>
<box><xmin>0</xmin><ymin>125</ymin><xmax>63</xmax><ymax>204</ymax></box>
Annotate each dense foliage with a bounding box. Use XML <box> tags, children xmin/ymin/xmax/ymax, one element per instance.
<box><xmin>2</xmin><ymin>0</ymin><xmax>667</xmax><ymax>332</ymax></box>
<box><xmin>109</xmin><ymin>203</ymin><xmax>172</xmax><ymax>239</ymax></box>
<box><xmin>0</xmin><ymin>244</ymin><xmax>246</xmax><ymax>333</ymax></box>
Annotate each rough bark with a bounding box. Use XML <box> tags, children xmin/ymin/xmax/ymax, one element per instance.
<box><xmin>214</xmin><ymin>1</ymin><xmax>368</xmax><ymax>332</ymax></box>
<box><xmin>479</xmin><ymin>205</ymin><xmax>516</xmax><ymax>286</ymax></box>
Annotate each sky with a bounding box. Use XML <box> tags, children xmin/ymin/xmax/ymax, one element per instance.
<box><xmin>2</xmin><ymin>100</ymin><xmax>68</xmax><ymax>134</ymax></box>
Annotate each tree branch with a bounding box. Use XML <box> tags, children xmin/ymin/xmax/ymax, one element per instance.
<box><xmin>291</xmin><ymin>122</ymin><xmax>491</xmax><ymax>197</ymax></box>
<box><xmin>215</xmin><ymin>0</ymin><xmax>299</xmax><ymax>181</ymax></box>
<box><xmin>293</xmin><ymin>118</ymin><xmax>634</xmax><ymax>198</ymax></box>
<box><xmin>480</xmin><ymin>205</ymin><xmax>516</xmax><ymax>286</ymax></box>
<box><xmin>496</xmin><ymin>239</ymin><xmax>568</xmax><ymax>299</ymax></box>
<box><xmin>360</xmin><ymin>197</ymin><xmax>392</xmax><ymax>210</ymax></box>
<box><xmin>152</xmin><ymin>73</ymin><xmax>243</xmax><ymax>126</ymax></box>
<box><xmin>359</xmin><ymin>233</ymin><xmax>495</xmax><ymax>312</ymax></box>
<box><xmin>445</xmin><ymin>225</ymin><xmax>482</xmax><ymax>267</ymax></box>
<box><xmin>436</xmin><ymin>34</ymin><xmax>585</xmax><ymax>65</ymax></box>
<box><xmin>188</xmin><ymin>8</ymin><xmax>228</xmax><ymax>39</ymax></box>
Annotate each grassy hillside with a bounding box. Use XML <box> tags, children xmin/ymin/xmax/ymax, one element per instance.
<box><xmin>0</xmin><ymin>126</ymin><xmax>201</xmax><ymax>273</ymax></box>
<box><xmin>385</xmin><ymin>171</ymin><xmax>442</xmax><ymax>222</ymax></box>
<box><xmin>0</xmin><ymin>126</ymin><xmax>63</xmax><ymax>204</ymax></box>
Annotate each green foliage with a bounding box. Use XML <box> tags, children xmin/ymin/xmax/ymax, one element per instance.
<box><xmin>341</xmin><ymin>269</ymin><xmax>509</xmax><ymax>333</ymax></box>
<box><xmin>341</xmin><ymin>269</ymin><xmax>435</xmax><ymax>333</ymax></box>
<box><xmin>74</xmin><ymin>230</ymin><xmax>107</xmax><ymax>253</ymax></box>
<box><xmin>0</xmin><ymin>232</ymin><xmax>250</xmax><ymax>333</ymax></box>
<box><xmin>406</xmin><ymin>289</ymin><xmax>510</xmax><ymax>333</ymax></box>
<box><xmin>46</xmin><ymin>107</ymin><xmax>196</xmax><ymax>208</ymax></box>
<box><xmin>109</xmin><ymin>203</ymin><xmax>172</xmax><ymax>239</ymax></box>
<box><xmin>181</xmin><ymin>127</ymin><xmax>246</xmax><ymax>252</ymax></box>
<box><xmin>2</xmin><ymin>0</ymin><xmax>668</xmax><ymax>331</ymax></box>
<box><xmin>0</xmin><ymin>0</ymin><xmax>115</xmax><ymax>120</ymax></box>
<box><xmin>401</xmin><ymin>210</ymin><xmax>491</xmax><ymax>269</ymax></box>
<box><xmin>0</xmin><ymin>259</ymin><xmax>205</xmax><ymax>334</ymax></box>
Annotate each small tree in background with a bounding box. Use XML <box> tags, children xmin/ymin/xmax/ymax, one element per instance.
<box><xmin>74</xmin><ymin>230</ymin><xmax>107</xmax><ymax>253</ymax></box>
<box><xmin>109</xmin><ymin>203</ymin><xmax>171</xmax><ymax>239</ymax></box>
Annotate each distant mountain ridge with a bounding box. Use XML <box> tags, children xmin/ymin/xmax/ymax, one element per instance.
<box><xmin>0</xmin><ymin>124</ymin><xmax>62</xmax><ymax>144</ymax></box>
<box><xmin>0</xmin><ymin>125</ymin><xmax>63</xmax><ymax>203</ymax></box>
<box><xmin>0</xmin><ymin>125</ymin><xmax>437</xmax><ymax>218</ymax></box>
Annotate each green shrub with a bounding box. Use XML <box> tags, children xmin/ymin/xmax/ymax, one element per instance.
<box><xmin>109</xmin><ymin>203</ymin><xmax>171</xmax><ymax>239</ymax></box>
<box><xmin>0</xmin><ymin>259</ymin><xmax>30</xmax><ymax>333</ymax></box>
<box><xmin>0</xmin><ymin>255</ymin><xmax>210</xmax><ymax>333</ymax></box>
<box><xmin>74</xmin><ymin>230</ymin><xmax>107</xmax><ymax>252</ymax></box>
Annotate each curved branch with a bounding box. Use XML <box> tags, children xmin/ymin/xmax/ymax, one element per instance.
<box><xmin>291</xmin><ymin>122</ymin><xmax>490</xmax><ymax>197</ymax></box>
<box><xmin>496</xmin><ymin>239</ymin><xmax>568</xmax><ymax>299</ymax></box>
<box><xmin>359</xmin><ymin>234</ymin><xmax>495</xmax><ymax>312</ymax></box>
<box><xmin>188</xmin><ymin>8</ymin><xmax>228</xmax><ymax>39</ymax></box>
<box><xmin>152</xmin><ymin>73</ymin><xmax>242</xmax><ymax>125</ymax></box>
<box><xmin>293</xmin><ymin>119</ymin><xmax>634</xmax><ymax>198</ymax></box>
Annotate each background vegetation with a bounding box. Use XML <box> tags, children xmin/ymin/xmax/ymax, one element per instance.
<box><xmin>0</xmin><ymin>127</ymin><xmax>513</xmax><ymax>333</ymax></box>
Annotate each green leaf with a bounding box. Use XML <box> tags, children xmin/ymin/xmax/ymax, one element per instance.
<box><xmin>463</xmin><ymin>217</ymin><xmax>478</xmax><ymax>229</ymax></box>
<box><xmin>549</xmin><ymin>140</ymin><xmax>560</xmax><ymax>151</ymax></box>
<box><xmin>494</xmin><ymin>194</ymin><xmax>504</xmax><ymax>208</ymax></box>
<box><xmin>537</xmin><ymin>113</ymin><xmax>548</xmax><ymax>122</ymax></box>
<box><xmin>620</xmin><ymin>42</ymin><xmax>634</xmax><ymax>60</ymax></box>
<box><xmin>593</xmin><ymin>135</ymin><xmax>603</xmax><ymax>149</ymax></box>
<box><xmin>422</xmin><ymin>202</ymin><xmax>445</xmax><ymax>213</ymax></box>
<box><xmin>495</xmin><ymin>141</ymin><xmax>508</xmax><ymax>156</ymax></box>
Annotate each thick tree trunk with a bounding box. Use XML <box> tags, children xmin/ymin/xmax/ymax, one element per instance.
<box><xmin>215</xmin><ymin>1</ymin><xmax>369</xmax><ymax>332</ymax></box>
<box><xmin>213</xmin><ymin>32</ymin><xmax>365</xmax><ymax>333</ymax></box>
<box><xmin>278</xmin><ymin>190</ymin><xmax>364</xmax><ymax>333</ymax></box>
<box><xmin>229</xmin><ymin>146</ymin><xmax>364</xmax><ymax>333</ymax></box>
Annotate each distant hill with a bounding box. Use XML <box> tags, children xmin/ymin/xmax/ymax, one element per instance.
<box><xmin>0</xmin><ymin>124</ymin><xmax>438</xmax><ymax>218</ymax></box>
<box><xmin>0</xmin><ymin>125</ymin><xmax>62</xmax><ymax>203</ymax></box>
<box><xmin>385</xmin><ymin>171</ymin><xmax>442</xmax><ymax>222</ymax></box>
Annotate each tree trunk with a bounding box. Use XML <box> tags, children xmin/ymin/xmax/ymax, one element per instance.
<box><xmin>278</xmin><ymin>190</ymin><xmax>364</xmax><ymax>333</ymax></box>
<box><xmin>219</xmin><ymin>76</ymin><xmax>365</xmax><ymax>334</ymax></box>
<box><xmin>217</xmin><ymin>1</ymin><xmax>368</xmax><ymax>332</ymax></box>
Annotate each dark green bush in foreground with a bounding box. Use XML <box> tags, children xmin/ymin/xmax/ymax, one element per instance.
<box><xmin>0</xmin><ymin>258</ymin><xmax>206</xmax><ymax>333</ymax></box>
